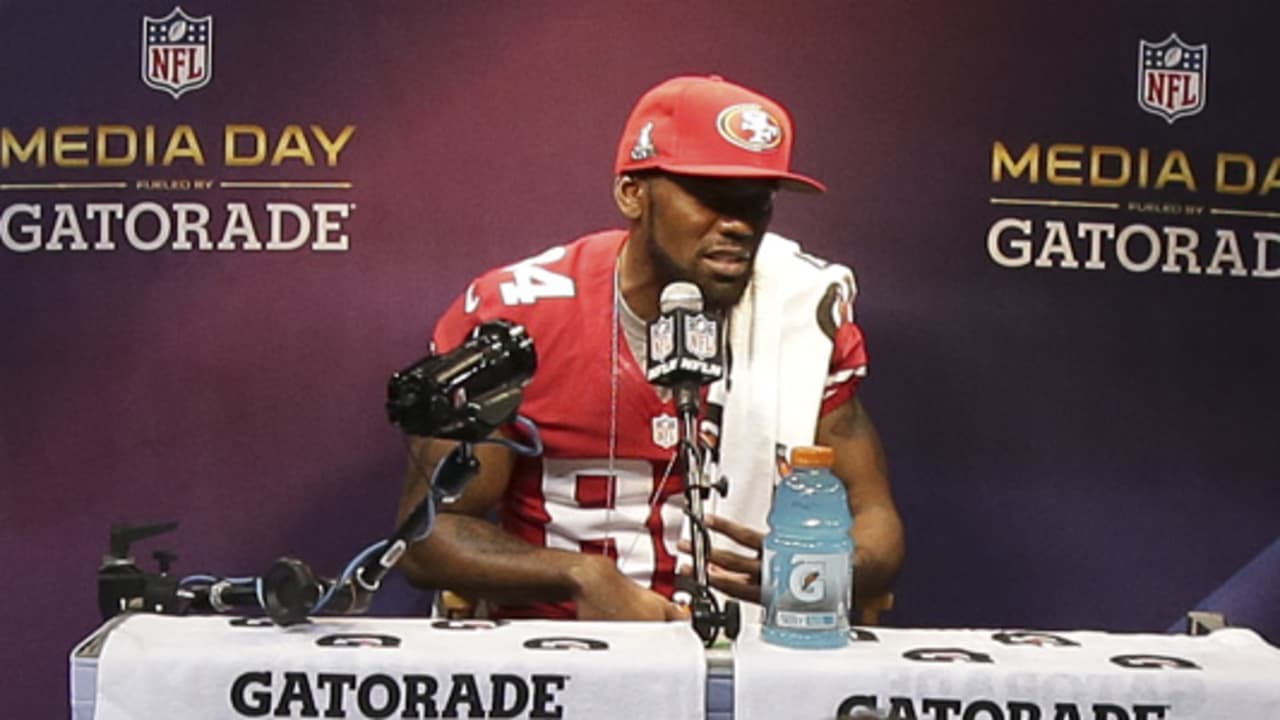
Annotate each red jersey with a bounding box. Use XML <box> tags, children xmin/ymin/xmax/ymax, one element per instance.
<box><xmin>432</xmin><ymin>230</ymin><xmax>867</xmax><ymax>618</ymax></box>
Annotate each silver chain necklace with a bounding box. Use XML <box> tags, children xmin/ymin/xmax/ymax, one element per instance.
<box><xmin>610</xmin><ymin>256</ymin><xmax>681</xmax><ymax>572</ymax></box>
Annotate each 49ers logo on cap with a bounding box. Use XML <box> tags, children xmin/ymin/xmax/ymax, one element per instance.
<box><xmin>716</xmin><ymin>103</ymin><xmax>784</xmax><ymax>152</ymax></box>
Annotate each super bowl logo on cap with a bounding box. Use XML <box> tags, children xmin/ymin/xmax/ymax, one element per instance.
<box><xmin>630</xmin><ymin>121</ymin><xmax>658</xmax><ymax>161</ymax></box>
<box><xmin>716</xmin><ymin>103</ymin><xmax>783</xmax><ymax>152</ymax></box>
<box><xmin>141</xmin><ymin>6</ymin><xmax>214</xmax><ymax>99</ymax></box>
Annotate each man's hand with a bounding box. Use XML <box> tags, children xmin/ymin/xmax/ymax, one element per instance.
<box><xmin>569</xmin><ymin>554</ymin><xmax>690</xmax><ymax>621</ymax></box>
<box><xmin>678</xmin><ymin>514</ymin><xmax>765</xmax><ymax>603</ymax></box>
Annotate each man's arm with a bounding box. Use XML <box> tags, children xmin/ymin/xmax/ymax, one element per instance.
<box><xmin>693</xmin><ymin>396</ymin><xmax>904</xmax><ymax>608</ymax></box>
<box><xmin>394</xmin><ymin>435</ymin><xmax>687</xmax><ymax>620</ymax></box>
<box><xmin>817</xmin><ymin>396</ymin><xmax>905</xmax><ymax>606</ymax></box>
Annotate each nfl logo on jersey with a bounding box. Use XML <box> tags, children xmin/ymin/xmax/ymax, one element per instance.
<box><xmin>651</xmin><ymin>414</ymin><xmax>678</xmax><ymax>449</ymax></box>
<box><xmin>142</xmin><ymin>6</ymin><xmax>214</xmax><ymax>99</ymax></box>
<box><xmin>1137</xmin><ymin>33</ymin><xmax>1207</xmax><ymax>124</ymax></box>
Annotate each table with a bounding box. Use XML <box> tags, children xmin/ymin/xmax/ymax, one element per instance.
<box><xmin>73</xmin><ymin>615</ymin><xmax>707</xmax><ymax>720</ymax></box>
<box><xmin>71</xmin><ymin>616</ymin><xmax>1280</xmax><ymax>719</ymax></box>
<box><xmin>731</xmin><ymin>623</ymin><xmax>1280</xmax><ymax>720</ymax></box>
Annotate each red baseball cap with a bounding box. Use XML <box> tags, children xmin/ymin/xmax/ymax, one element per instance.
<box><xmin>615</xmin><ymin>74</ymin><xmax>825</xmax><ymax>193</ymax></box>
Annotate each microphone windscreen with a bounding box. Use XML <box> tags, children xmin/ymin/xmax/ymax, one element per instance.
<box><xmin>660</xmin><ymin>281</ymin><xmax>703</xmax><ymax>314</ymax></box>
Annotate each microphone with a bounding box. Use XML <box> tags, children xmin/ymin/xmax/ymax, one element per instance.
<box><xmin>646</xmin><ymin>282</ymin><xmax>739</xmax><ymax>646</ymax></box>
<box><xmin>645</xmin><ymin>282</ymin><xmax>725</xmax><ymax>412</ymax></box>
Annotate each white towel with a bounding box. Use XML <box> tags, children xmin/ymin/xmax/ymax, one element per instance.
<box><xmin>683</xmin><ymin>232</ymin><xmax>859</xmax><ymax>617</ymax></box>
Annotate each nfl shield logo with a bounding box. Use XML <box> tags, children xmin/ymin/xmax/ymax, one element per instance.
<box><xmin>651</xmin><ymin>414</ymin><xmax>678</xmax><ymax>449</ymax></box>
<box><xmin>684</xmin><ymin>314</ymin><xmax>718</xmax><ymax>360</ymax></box>
<box><xmin>649</xmin><ymin>315</ymin><xmax>674</xmax><ymax>363</ymax></box>
<box><xmin>1137</xmin><ymin>33</ymin><xmax>1207</xmax><ymax>124</ymax></box>
<box><xmin>142</xmin><ymin>7</ymin><xmax>214</xmax><ymax>99</ymax></box>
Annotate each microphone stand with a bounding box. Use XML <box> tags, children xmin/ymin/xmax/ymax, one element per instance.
<box><xmin>675</xmin><ymin>386</ymin><xmax>740</xmax><ymax>646</ymax></box>
<box><xmin>256</xmin><ymin>442</ymin><xmax>480</xmax><ymax>626</ymax></box>
<box><xmin>357</xmin><ymin>441</ymin><xmax>480</xmax><ymax>594</ymax></box>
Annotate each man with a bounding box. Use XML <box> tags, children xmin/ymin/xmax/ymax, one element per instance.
<box><xmin>396</xmin><ymin>74</ymin><xmax>904</xmax><ymax>621</ymax></box>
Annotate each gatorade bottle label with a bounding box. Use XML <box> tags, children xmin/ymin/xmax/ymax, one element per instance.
<box><xmin>763</xmin><ymin>550</ymin><xmax>850</xmax><ymax>629</ymax></box>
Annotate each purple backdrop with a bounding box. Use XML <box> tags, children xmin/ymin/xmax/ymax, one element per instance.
<box><xmin>2</xmin><ymin>2</ymin><xmax>1278</xmax><ymax>717</ymax></box>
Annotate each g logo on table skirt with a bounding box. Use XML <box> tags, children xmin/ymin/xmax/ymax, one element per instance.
<box><xmin>849</xmin><ymin>628</ymin><xmax>880</xmax><ymax>643</ymax></box>
<box><xmin>227</xmin><ymin>617</ymin><xmax>276</xmax><ymax>628</ymax></box>
<box><xmin>315</xmin><ymin>633</ymin><xmax>402</xmax><ymax>648</ymax></box>
<box><xmin>431</xmin><ymin>619</ymin><xmax>508</xmax><ymax>631</ymax></box>
<box><xmin>903</xmin><ymin>647</ymin><xmax>994</xmax><ymax>663</ymax></box>
<box><xmin>992</xmin><ymin>630</ymin><xmax>1080</xmax><ymax>647</ymax></box>
<box><xmin>1111</xmin><ymin>654</ymin><xmax>1201</xmax><ymax>670</ymax></box>
<box><xmin>523</xmin><ymin>636</ymin><xmax>609</xmax><ymax>651</ymax></box>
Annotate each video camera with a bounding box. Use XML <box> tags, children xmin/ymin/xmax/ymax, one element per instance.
<box><xmin>386</xmin><ymin>319</ymin><xmax>536</xmax><ymax>442</ymax></box>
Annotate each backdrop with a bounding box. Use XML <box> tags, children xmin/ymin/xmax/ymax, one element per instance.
<box><xmin>2</xmin><ymin>2</ymin><xmax>1278</xmax><ymax>717</ymax></box>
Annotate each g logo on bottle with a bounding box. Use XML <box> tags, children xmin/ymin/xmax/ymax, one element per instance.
<box><xmin>788</xmin><ymin>555</ymin><xmax>828</xmax><ymax>603</ymax></box>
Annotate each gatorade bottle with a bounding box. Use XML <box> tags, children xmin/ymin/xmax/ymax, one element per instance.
<box><xmin>760</xmin><ymin>445</ymin><xmax>853</xmax><ymax>648</ymax></box>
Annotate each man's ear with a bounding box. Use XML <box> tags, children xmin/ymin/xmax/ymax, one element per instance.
<box><xmin>614</xmin><ymin>175</ymin><xmax>644</xmax><ymax>220</ymax></box>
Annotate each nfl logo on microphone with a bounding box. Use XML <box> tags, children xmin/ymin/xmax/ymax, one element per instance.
<box><xmin>684</xmin><ymin>315</ymin><xmax>718</xmax><ymax>360</ymax></box>
<box><xmin>142</xmin><ymin>6</ymin><xmax>213</xmax><ymax>99</ymax></box>
<box><xmin>1137</xmin><ymin>33</ymin><xmax>1207</xmax><ymax>124</ymax></box>
<box><xmin>649</xmin><ymin>316</ymin><xmax>675</xmax><ymax>363</ymax></box>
